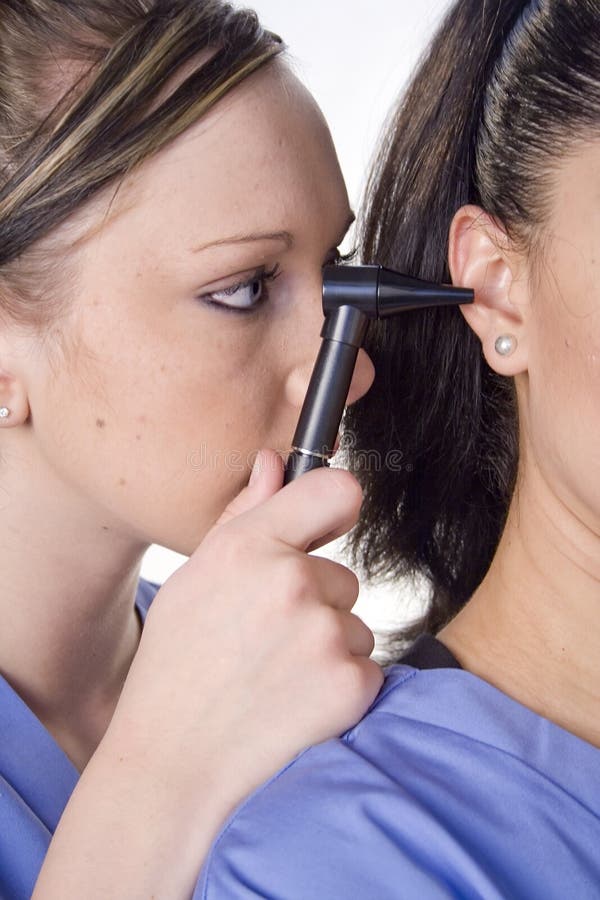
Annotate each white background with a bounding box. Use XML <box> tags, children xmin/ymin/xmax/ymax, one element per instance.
<box><xmin>141</xmin><ymin>0</ymin><xmax>453</xmax><ymax>642</ymax></box>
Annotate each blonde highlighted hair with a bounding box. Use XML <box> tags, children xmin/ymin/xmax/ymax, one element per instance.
<box><xmin>0</xmin><ymin>0</ymin><xmax>283</xmax><ymax>331</ymax></box>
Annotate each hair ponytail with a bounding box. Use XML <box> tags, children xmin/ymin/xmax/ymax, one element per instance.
<box><xmin>342</xmin><ymin>0</ymin><xmax>600</xmax><ymax>656</ymax></box>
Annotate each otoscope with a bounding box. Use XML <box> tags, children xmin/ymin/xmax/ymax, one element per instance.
<box><xmin>282</xmin><ymin>265</ymin><xmax>474</xmax><ymax>485</ymax></box>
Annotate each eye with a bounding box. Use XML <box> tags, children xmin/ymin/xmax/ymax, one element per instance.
<box><xmin>198</xmin><ymin>265</ymin><xmax>281</xmax><ymax>314</ymax></box>
<box><xmin>211</xmin><ymin>277</ymin><xmax>263</xmax><ymax>310</ymax></box>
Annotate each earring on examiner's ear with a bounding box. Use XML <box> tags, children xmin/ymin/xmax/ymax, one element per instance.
<box><xmin>0</xmin><ymin>408</ymin><xmax>10</xmax><ymax>418</ymax></box>
<box><xmin>495</xmin><ymin>335</ymin><xmax>518</xmax><ymax>357</ymax></box>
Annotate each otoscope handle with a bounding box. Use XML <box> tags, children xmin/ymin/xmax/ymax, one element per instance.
<box><xmin>284</xmin><ymin>449</ymin><xmax>329</xmax><ymax>483</ymax></box>
<box><xmin>283</xmin><ymin>307</ymin><xmax>369</xmax><ymax>486</ymax></box>
<box><xmin>282</xmin><ymin>334</ymin><xmax>356</xmax><ymax>486</ymax></box>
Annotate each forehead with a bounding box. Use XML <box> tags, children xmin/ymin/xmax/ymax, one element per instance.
<box><xmin>74</xmin><ymin>61</ymin><xmax>347</xmax><ymax>256</ymax></box>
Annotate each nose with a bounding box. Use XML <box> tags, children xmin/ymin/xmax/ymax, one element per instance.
<box><xmin>284</xmin><ymin>345</ymin><xmax>376</xmax><ymax>411</ymax></box>
<box><xmin>283</xmin><ymin>268</ymin><xmax>376</xmax><ymax>420</ymax></box>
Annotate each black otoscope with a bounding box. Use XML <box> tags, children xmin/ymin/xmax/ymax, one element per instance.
<box><xmin>283</xmin><ymin>265</ymin><xmax>474</xmax><ymax>485</ymax></box>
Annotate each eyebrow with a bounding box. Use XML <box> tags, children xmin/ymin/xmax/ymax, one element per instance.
<box><xmin>191</xmin><ymin>231</ymin><xmax>294</xmax><ymax>254</ymax></box>
<box><xmin>190</xmin><ymin>212</ymin><xmax>356</xmax><ymax>255</ymax></box>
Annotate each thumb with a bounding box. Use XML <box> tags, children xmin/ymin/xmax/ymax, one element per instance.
<box><xmin>213</xmin><ymin>449</ymin><xmax>285</xmax><ymax>529</ymax></box>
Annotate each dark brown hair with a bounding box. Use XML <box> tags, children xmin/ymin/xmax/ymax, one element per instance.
<box><xmin>0</xmin><ymin>0</ymin><xmax>282</xmax><ymax>339</ymax></box>
<box><xmin>342</xmin><ymin>0</ymin><xmax>600</xmax><ymax>657</ymax></box>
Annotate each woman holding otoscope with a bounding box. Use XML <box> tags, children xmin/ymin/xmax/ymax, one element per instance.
<box><xmin>0</xmin><ymin>0</ymin><xmax>598</xmax><ymax>897</ymax></box>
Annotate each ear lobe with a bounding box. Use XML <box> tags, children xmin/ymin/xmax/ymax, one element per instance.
<box><xmin>448</xmin><ymin>204</ymin><xmax>528</xmax><ymax>375</ymax></box>
<box><xmin>0</xmin><ymin>368</ymin><xmax>30</xmax><ymax>427</ymax></box>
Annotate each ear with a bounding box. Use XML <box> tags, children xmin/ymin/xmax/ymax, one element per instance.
<box><xmin>0</xmin><ymin>326</ymin><xmax>33</xmax><ymax>428</ymax></box>
<box><xmin>0</xmin><ymin>366</ymin><xmax>30</xmax><ymax>428</ymax></box>
<box><xmin>448</xmin><ymin>205</ymin><xmax>529</xmax><ymax>375</ymax></box>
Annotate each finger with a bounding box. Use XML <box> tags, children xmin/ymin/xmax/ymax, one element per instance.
<box><xmin>238</xmin><ymin>465</ymin><xmax>364</xmax><ymax>553</ymax></box>
<box><xmin>306</xmin><ymin>556</ymin><xmax>360</xmax><ymax>611</ymax></box>
<box><xmin>213</xmin><ymin>449</ymin><xmax>284</xmax><ymax>529</ymax></box>
<box><xmin>338</xmin><ymin>610</ymin><xmax>376</xmax><ymax>658</ymax></box>
<box><xmin>343</xmin><ymin>657</ymin><xmax>385</xmax><ymax>717</ymax></box>
<box><xmin>307</xmin><ymin>526</ymin><xmax>351</xmax><ymax>555</ymax></box>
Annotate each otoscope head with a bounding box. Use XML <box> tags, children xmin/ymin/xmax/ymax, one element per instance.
<box><xmin>322</xmin><ymin>264</ymin><xmax>474</xmax><ymax>318</ymax></box>
<box><xmin>283</xmin><ymin>264</ymin><xmax>474</xmax><ymax>485</ymax></box>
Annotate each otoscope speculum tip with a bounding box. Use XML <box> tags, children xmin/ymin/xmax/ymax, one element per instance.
<box><xmin>322</xmin><ymin>264</ymin><xmax>474</xmax><ymax>319</ymax></box>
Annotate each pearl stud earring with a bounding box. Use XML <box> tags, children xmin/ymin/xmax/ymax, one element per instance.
<box><xmin>0</xmin><ymin>407</ymin><xmax>10</xmax><ymax>418</ymax></box>
<box><xmin>495</xmin><ymin>335</ymin><xmax>517</xmax><ymax>357</ymax></box>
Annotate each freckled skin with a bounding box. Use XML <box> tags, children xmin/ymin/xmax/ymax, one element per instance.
<box><xmin>15</xmin><ymin>61</ymin><xmax>374</xmax><ymax>556</ymax></box>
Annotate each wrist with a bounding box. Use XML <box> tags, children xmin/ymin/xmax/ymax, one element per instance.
<box><xmin>100</xmin><ymin>705</ymin><xmax>243</xmax><ymax>838</ymax></box>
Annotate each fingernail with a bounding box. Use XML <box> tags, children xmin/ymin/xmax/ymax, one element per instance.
<box><xmin>249</xmin><ymin>451</ymin><xmax>262</xmax><ymax>486</ymax></box>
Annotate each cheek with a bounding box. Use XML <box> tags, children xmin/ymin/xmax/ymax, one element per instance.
<box><xmin>526</xmin><ymin>289</ymin><xmax>600</xmax><ymax>521</ymax></box>
<box><xmin>33</xmin><ymin>307</ymin><xmax>284</xmax><ymax>550</ymax></box>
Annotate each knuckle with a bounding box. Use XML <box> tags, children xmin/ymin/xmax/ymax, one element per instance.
<box><xmin>364</xmin><ymin>626</ymin><xmax>376</xmax><ymax>656</ymax></box>
<box><xmin>353</xmin><ymin>615</ymin><xmax>375</xmax><ymax>654</ymax></box>
<box><xmin>329</xmin><ymin>562</ymin><xmax>360</xmax><ymax>607</ymax></box>
<box><xmin>345</xmin><ymin>568</ymin><xmax>361</xmax><ymax>601</ymax></box>
<box><xmin>343</xmin><ymin>659</ymin><xmax>365</xmax><ymax>693</ymax></box>
<box><xmin>340</xmin><ymin>658</ymin><xmax>380</xmax><ymax>706</ymax></box>
<box><xmin>365</xmin><ymin>660</ymin><xmax>385</xmax><ymax>698</ymax></box>
<box><xmin>280</xmin><ymin>556</ymin><xmax>313</xmax><ymax>606</ymax></box>
<box><xmin>312</xmin><ymin>605</ymin><xmax>344</xmax><ymax>651</ymax></box>
<box><xmin>326</xmin><ymin>658</ymin><xmax>363</xmax><ymax>706</ymax></box>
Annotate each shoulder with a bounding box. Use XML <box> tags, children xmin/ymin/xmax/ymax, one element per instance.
<box><xmin>193</xmin><ymin>665</ymin><xmax>503</xmax><ymax>899</ymax></box>
<box><xmin>193</xmin><ymin>662</ymin><xmax>600</xmax><ymax>898</ymax></box>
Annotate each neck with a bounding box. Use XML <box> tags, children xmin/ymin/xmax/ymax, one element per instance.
<box><xmin>438</xmin><ymin>444</ymin><xmax>600</xmax><ymax>749</ymax></box>
<box><xmin>0</xmin><ymin>457</ymin><xmax>149</xmax><ymax>770</ymax></box>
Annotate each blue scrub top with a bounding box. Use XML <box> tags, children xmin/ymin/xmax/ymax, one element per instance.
<box><xmin>195</xmin><ymin>667</ymin><xmax>600</xmax><ymax>898</ymax></box>
<box><xmin>0</xmin><ymin>577</ymin><xmax>160</xmax><ymax>899</ymax></box>
<box><xmin>2</xmin><ymin>581</ymin><xmax>600</xmax><ymax>899</ymax></box>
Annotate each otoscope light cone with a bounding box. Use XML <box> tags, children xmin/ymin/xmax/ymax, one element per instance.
<box><xmin>322</xmin><ymin>264</ymin><xmax>474</xmax><ymax>318</ymax></box>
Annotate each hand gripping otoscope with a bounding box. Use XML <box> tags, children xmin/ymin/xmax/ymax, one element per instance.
<box><xmin>282</xmin><ymin>265</ymin><xmax>474</xmax><ymax>485</ymax></box>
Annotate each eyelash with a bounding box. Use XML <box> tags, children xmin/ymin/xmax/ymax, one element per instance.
<box><xmin>198</xmin><ymin>246</ymin><xmax>358</xmax><ymax>315</ymax></box>
<box><xmin>198</xmin><ymin>264</ymin><xmax>282</xmax><ymax>316</ymax></box>
<box><xmin>333</xmin><ymin>247</ymin><xmax>358</xmax><ymax>266</ymax></box>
